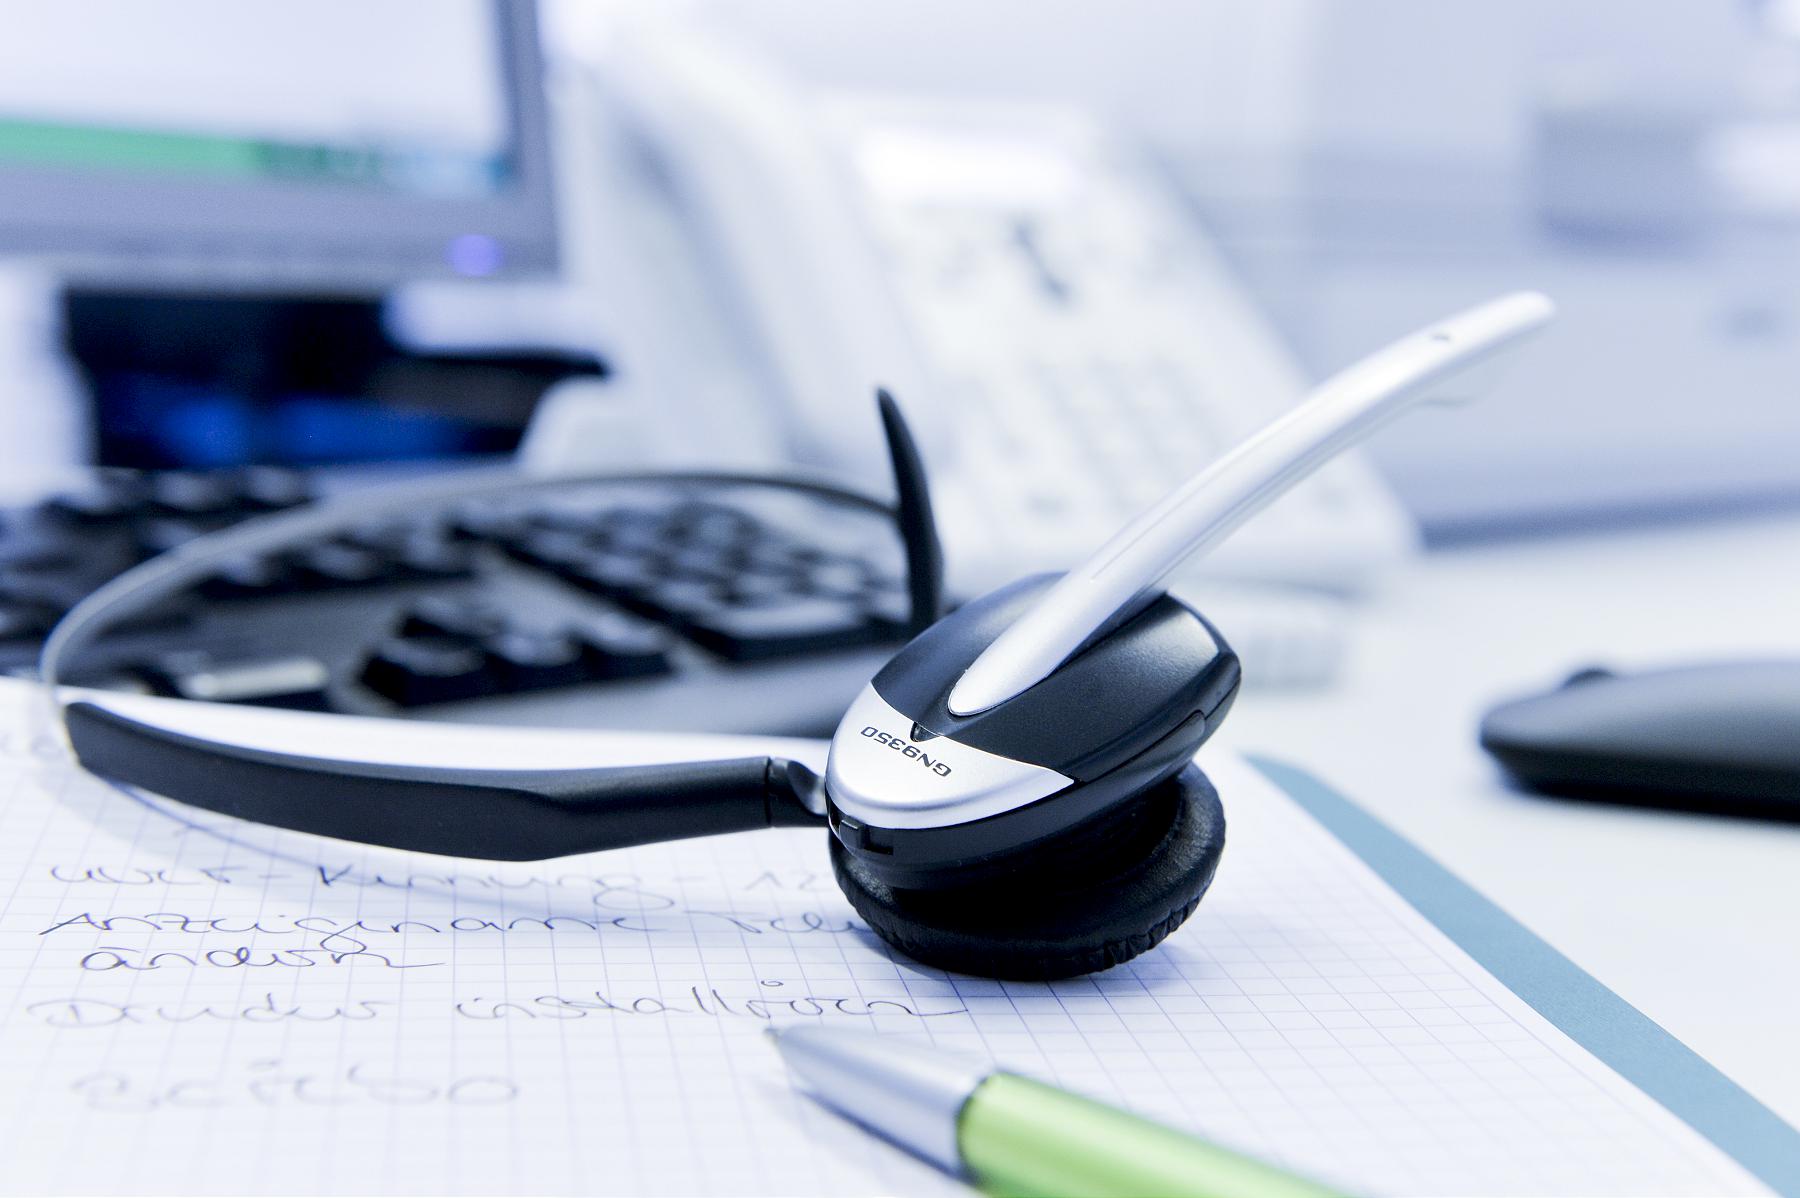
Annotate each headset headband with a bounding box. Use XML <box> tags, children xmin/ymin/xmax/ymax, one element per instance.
<box><xmin>48</xmin><ymin>393</ymin><xmax>941</xmax><ymax>861</ymax></box>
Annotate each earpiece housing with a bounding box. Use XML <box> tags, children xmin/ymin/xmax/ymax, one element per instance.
<box><xmin>824</xmin><ymin>573</ymin><xmax>1239</xmax><ymax>890</ymax></box>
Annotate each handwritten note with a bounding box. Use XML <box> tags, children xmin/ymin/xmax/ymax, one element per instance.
<box><xmin>0</xmin><ymin>684</ymin><xmax>1769</xmax><ymax>1195</ymax></box>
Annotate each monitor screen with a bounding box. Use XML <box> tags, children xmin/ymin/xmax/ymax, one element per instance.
<box><xmin>0</xmin><ymin>0</ymin><xmax>557</xmax><ymax>288</ymax></box>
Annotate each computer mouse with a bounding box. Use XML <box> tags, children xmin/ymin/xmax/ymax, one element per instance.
<box><xmin>1479</xmin><ymin>662</ymin><xmax>1800</xmax><ymax>820</ymax></box>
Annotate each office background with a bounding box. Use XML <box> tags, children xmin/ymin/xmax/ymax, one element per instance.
<box><xmin>0</xmin><ymin>2</ymin><xmax>1797</xmax><ymax>1192</ymax></box>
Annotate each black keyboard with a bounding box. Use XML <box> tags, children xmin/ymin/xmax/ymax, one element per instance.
<box><xmin>0</xmin><ymin>467</ymin><xmax>912</xmax><ymax>736</ymax></box>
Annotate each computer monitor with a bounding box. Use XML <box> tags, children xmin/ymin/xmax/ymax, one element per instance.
<box><xmin>0</xmin><ymin>0</ymin><xmax>557</xmax><ymax>290</ymax></box>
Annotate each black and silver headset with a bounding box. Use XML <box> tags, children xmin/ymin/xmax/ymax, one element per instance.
<box><xmin>43</xmin><ymin>293</ymin><xmax>1553</xmax><ymax>980</ymax></box>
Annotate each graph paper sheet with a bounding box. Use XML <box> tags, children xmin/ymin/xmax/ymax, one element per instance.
<box><xmin>0</xmin><ymin>684</ymin><xmax>1769</xmax><ymax>1196</ymax></box>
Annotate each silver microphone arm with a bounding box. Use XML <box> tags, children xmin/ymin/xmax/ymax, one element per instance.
<box><xmin>946</xmin><ymin>291</ymin><xmax>1556</xmax><ymax>716</ymax></box>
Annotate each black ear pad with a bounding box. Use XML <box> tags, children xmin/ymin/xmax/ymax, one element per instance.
<box><xmin>829</xmin><ymin>764</ymin><xmax>1225</xmax><ymax>980</ymax></box>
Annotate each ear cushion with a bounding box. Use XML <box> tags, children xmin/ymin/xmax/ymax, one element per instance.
<box><xmin>830</xmin><ymin>764</ymin><xmax>1225</xmax><ymax>980</ymax></box>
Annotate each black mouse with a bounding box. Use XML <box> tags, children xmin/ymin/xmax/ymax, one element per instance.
<box><xmin>1480</xmin><ymin>662</ymin><xmax>1800</xmax><ymax>820</ymax></box>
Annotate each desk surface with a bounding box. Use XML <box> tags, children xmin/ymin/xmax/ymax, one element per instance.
<box><xmin>1222</xmin><ymin>508</ymin><xmax>1800</xmax><ymax>1132</ymax></box>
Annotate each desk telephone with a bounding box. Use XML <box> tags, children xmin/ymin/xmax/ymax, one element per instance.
<box><xmin>519</xmin><ymin>23</ymin><xmax>1416</xmax><ymax>618</ymax></box>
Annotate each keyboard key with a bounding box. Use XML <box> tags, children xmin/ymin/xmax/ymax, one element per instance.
<box><xmin>148</xmin><ymin>472</ymin><xmax>238</xmax><ymax>519</ymax></box>
<box><xmin>566</xmin><ymin>553</ymin><xmax>663</xmax><ymax>606</ymax></box>
<box><xmin>738</xmin><ymin>541</ymin><xmax>811</xmax><ymax>582</ymax></box>
<box><xmin>0</xmin><ymin>576</ymin><xmax>84</xmax><ymax>617</ymax></box>
<box><xmin>862</xmin><ymin>585</ymin><xmax>915</xmax><ymax>633</ymax></box>
<box><xmin>391</xmin><ymin>536</ymin><xmax>477</xmax><ymax>582</ymax></box>
<box><xmin>782</xmin><ymin>541</ymin><xmax>829</xmax><ymax>566</ymax></box>
<box><xmin>800</xmin><ymin>558</ymin><xmax>873</xmax><ymax>599</ymax></box>
<box><xmin>448</xmin><ymin>505</ymin><xmax>532</xmax><ymax>544</ymax></box>
<box><xmin>42</xmin><ymin>473</ymin><xmax>147</xmax><ymax>525</ymax></box>
<box><xmin>680</xmin><ymin>597</ymin><xmax>882</xmax><ymax>661</ymax></box>
<box><xmin>665</xmin><ymin>501</ymin><xmax>759</xmax><ymax>548</ymax></box>
<box><xmin>0</xmin><ymin>604</ymin><xmax>57</xmax><ymax>643</ymax></box>
<box><xmin>639</xmin><ymin>580</ymin><xmax>726</xmax><ymax>624</ymax></box>
<box><xmin>105</xmin><ymin>596</ymin><xmax>199</xmax><ymax>637</ymax></box>
<box><xmin>358</xmin><ymin>637</ymin><xmax>495</xmax><ymax>706</ymax></box>
<box><xmin>0</xmin><ymin>570</ymin><xmax>184</xmax><ymax>636</ymax></box>
<box><xmin>660</xmin><ymin>545</ymin><xmax>740</xmax><ymax>587</ymax></box>
<box><xmin>235</xmin><ymin>467</ymin><xmax>314</xmax><ymax>511</ymax></box>
<box><xmin>400</xmin><ymin>596</ymin><xmax>508</xmax><ymax>642</ymax></box>
<box><xmin>0</xmin><ymin>543</ymin><xmax>83</xmax><ymax>574</ymax></box>
<box><xmin>293</xmin><ymin>543</ymin><xmax>394</xmax><ymax>590</ymax></box>
<box><xmin>508</xmin><ymin>529</ymin><xmax>603</xmax><ymax>577</ymax></box>
<box><xmin>523</xmin><ymin>506</ymin><xmax>609</xmax><ymax>538</ymax></box>
<box><xmin>140</xmin><ymin>651</ymin><xmax>330</xmax><ymax>709</ymax></box>
<box><xmin>577</xmin><ymin>614</ymin><xmax>673</xmax><ymax>680</ymax></box>
<box><xmin>134</xmin><ymin>518</ymin><xmax>214</xmax><ymax>558</ymax></box>
<box><xmin>42</xmin><ymin>490</ymin><xmax>133</xmax><ymax>525</ymax></box>
<box><xmin>199</xmin><ymin>554</ymin><xmax>295</xmax><ymax>599</ymax></box>
<box><xmin>483</xmin><ymin>630</ymin><xmax>591</xmax><ymax>692</ymax></box>
<box><xmin>597</xmin><ymin>504</ymin><xmax>675</xmax><ymax>534</ymax></box>
<box><xmin>341</xmin><ymin>518</ymin><xmax>436</xmax><ymax>552</ymax></box>
<box><xmin>598</xmin><ymin>517</ymin><xmax>674</xmax><ymax>559</ymax></box>
<box><xmin>726</xmin><ymin>572</ymin><xmax>799</xmax><ymax>607</ymax></box>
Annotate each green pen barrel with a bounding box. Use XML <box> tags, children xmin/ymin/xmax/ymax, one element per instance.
<box><xmin>957</xmin><ymin>1074</ymin><xmax>1349</xmax><ymax>1198</ymax></box>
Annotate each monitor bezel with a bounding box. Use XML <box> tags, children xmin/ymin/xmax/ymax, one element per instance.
<box><xmin>0</xmin><ymin>0</ymin><xmax>558</xmax><ymax>292</ymax></box>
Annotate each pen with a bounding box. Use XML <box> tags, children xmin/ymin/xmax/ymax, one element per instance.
<box><xmin>767</xmin><ymin>1025</ymin><xmax>1350</xmax><ymax>1198</ymax></box>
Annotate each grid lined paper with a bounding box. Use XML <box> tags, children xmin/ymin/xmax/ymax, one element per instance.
<box><xmin>0</xmin><ymin>690</ymin><xmax>1768</xmax><ymax>1196</ymax></box>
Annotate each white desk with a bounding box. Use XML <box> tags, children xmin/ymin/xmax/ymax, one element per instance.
<box><xmin>1221</xmin><ymin>508</ymin><xmax>1800</xmax><ymax>1131</ymax></box>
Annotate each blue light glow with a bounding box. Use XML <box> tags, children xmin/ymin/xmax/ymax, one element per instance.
<box><xmin>446</xmin><ymin>233</ymin><xmax>504</xmax><ymax>276</ymax></box>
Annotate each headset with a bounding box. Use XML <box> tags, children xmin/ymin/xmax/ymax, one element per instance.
<box><xmin>43</xmin><ymin>292</ymin><xmax>1554</xmax><ymax>980</ymax></box>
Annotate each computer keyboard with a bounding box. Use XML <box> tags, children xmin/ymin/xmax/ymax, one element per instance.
<box><xmin>0</xmin><ymin>467</ymin><xmax>912</xmax><ymax>736</ymax></box>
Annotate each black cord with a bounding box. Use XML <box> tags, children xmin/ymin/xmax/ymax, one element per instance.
<box><xmin>877</xmin><ymin>388</ymin><xmax>945</xmax><ymax>636</ymax></box>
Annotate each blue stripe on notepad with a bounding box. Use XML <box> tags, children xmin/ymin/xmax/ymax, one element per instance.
<box><xmin>1249</xmin><ymin>755</ymin><xmax>1800</xmax><ymax>1198</ymax></box>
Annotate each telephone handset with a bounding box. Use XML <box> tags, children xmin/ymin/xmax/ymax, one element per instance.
<box><xmin>533</xmin><ymin>19</ymin><xmax>1416</xmax><ymax>603</ymax></box>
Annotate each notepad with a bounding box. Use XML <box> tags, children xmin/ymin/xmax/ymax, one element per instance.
<box><xmin>0</xmin><ymin>681</ymin><xmax>1781</xmax><ymax>1196</ymax></box>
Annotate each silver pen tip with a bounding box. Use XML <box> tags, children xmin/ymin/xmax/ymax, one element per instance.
<box><xmin>759</xmin><ymin>1026</ymin><xmax>990</xmax><ymax>1175</ymax></box>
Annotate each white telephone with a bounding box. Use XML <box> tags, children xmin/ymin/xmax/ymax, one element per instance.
<box><xmin>505</xmin><ymin>19</ymin><xmax>1415</xmax><ymax>653</ymax></box>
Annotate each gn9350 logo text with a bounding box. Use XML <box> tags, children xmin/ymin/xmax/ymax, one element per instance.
<box><xmin>859</xmin><ymin>727</ymin><xmax>953</xmax><ymax>777</ymax></box>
